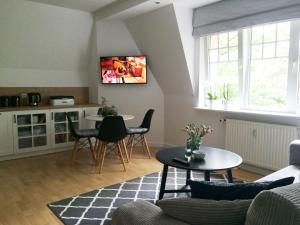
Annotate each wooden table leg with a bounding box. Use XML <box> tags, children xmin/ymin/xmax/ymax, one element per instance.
<box><xmin>204</xmin><ymin>171</ymin><xmax>210</xmax><ymax>181</ymax></box>
<box><xmin>159</xmin><ymin>164</ymin><xmax>168</xmax><ymax>200</ymax></box>
<box><xmin>227</xmin><ymin>169</ymin><xmax>233</xmax><ymax>183</ymax></box>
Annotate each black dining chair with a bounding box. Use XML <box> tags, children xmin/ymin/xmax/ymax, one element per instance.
<box><xmin>96</xmin><ymin>116</ymin><xmax>129</xmax><ymax>173</ymax></box>
<box><xmin>93</xmin><ymin>107</ymin><xmax>103</xmax><ymax>150</ymax></box>
<box><xmin>126</xmin><ymin>109</ymin><xmax>154</xmax><ymax>159</ymax></box>
<box><xmin>66</xmin><ymin>113</ymin><xmax>99</xmax><ymax>165</ymax></box>
<box><xmin>95</xmin><ymin>107</ymin><xmax>103</xmax><ymax>129</ymax></box>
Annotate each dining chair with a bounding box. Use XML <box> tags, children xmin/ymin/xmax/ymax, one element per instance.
<box><xmin>96</xmin><ymin>116</ymin><xmax>129</xmax><ymax>173</ymax></box>
<box><xmin>126</xmin><ymin>109</ymin><xmax>154</xmax><ymax>159</ymax></box>
<box><xmin>95</xmin><ymin>107</ymin><xmax>103</xmax><ymax>129</ymax></box>
<box><xmin>93</xmin><ymin>107</ymin><xmax>103</xmax><ymax>150</ymax></box>
<box><xmin>66</xmin><ymin>113</ymin><xmax>99</xmax><ymax>165</ymax></box>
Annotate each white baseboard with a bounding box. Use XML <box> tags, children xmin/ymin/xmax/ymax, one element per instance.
<box><xmin>0</xmin><ymin>147</ymin><xmax>70</xmax><ymax>162</ymax></box>
<box><xmin>148</xmin><ymin>141</ymin><xmax>167</xmax><ymax>148</ymax></box>
<box><xmin>164</xmin><ymin>143</ymin><xmax>180</xmax><ymax>148</ymax></box>
<box><xmin>240</xmin><ymin>163</ymin><xmax>274</xmax><ymax>176</ymax></box>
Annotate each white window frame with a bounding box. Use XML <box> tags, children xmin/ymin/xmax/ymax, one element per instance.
<box><xmin>201</xmin><ymin>20</ymin><xmax>300</xmax><ymax>114</ymax></box>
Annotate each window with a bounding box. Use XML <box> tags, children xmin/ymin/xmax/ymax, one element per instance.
<box><xmin>207</xmin><ymin>32</ymin><xmax>239</xmax><ymax>104</ymax></box>
<box><xmin>202</xmin><ymin>20</ymin><xmax>300</xmax><ymax>113</ymax></box>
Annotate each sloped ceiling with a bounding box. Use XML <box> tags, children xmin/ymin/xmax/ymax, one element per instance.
<box><xmin>27</xmin><ymin>0</ymin><xmax>119</xmax><ymax>12</ymax></box>
<box><xmin>125</xmin><ymin>4</ymin><xmax>193</xmax><ymax>95</ymax></box>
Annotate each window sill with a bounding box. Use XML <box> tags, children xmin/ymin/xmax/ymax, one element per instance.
<box><xmin>194</xmin><ymin>106</ymin><xmax>300</xmax><ymax>119</ymax></box>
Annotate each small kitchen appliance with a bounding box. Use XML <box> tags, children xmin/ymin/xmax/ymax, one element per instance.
<box><xmin>28</xmin><ymin>92</ymin><xmax>41</xmax><ymax>106</ymax></box>
<box><xmin>0</xmin><ymin>96</ymin><xmax>10</xmax><ymax>107</ymax></box>
<box><xmin>49</xmin><ymin>96</ymin><xmax>75</xmax><ymax>106</ymax></box>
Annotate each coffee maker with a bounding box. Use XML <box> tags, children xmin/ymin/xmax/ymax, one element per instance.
<box><xmin>28</xmin><ymin>93</ymin><xmax>41</xmax><ymax>106</ymax></box>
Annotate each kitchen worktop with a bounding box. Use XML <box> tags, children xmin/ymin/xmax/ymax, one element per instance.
<box><xmin>0</xmin><ymin>104</ymin><xmax>100</xmax><ymax>112</ymax></box>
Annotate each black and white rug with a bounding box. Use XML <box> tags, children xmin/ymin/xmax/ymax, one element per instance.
<box><xmin>48</xmin><ymin>168</ymin><xmax>229</xmax><ymax>225</ymax></box>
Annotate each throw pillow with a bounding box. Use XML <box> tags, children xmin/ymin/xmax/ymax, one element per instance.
<box><xmin>158</xmin><ymin>197</ymin><xmax>252</xmax><ymax>225</ymax></box>
<box><xmin>190</xmin><ymin>177</ymin><xmax>295</xmax><ymax>200</ymax></box>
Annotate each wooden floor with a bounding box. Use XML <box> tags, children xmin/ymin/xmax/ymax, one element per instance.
<box><xmin>0</xmin><ymin>147</ymin><xmax>262</xmax><ymax>225</ymax></box>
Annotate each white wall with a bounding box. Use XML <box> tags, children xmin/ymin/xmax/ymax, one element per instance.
<box><xmin>90</xmin><ymin>20</ymin><xmax>165</xmax><ymax>146</ymax></box>
<box><xmin>126</xmin><ymin>5</ymin><xmax>193</xmax><ymax>96</ymax></box>
<box><xmin>173</xmin><ymin>5</ymin><xmax>196</xmax><ymax>93</ymax></box>
<box><xmin>123</xmin><ymin>3</ymin><xmax>300</xmax><ymax>148</ymax></box>
<box><xmin>0</xmin><ymin>0</ymin><xmax>93</xmax><ymax>87</ymax></box>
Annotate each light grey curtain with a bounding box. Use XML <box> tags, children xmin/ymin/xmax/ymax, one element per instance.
<box><xmin>193</xmin><ymin>0</ymin><xmax>300</xmax><ymax>37</ymax></box>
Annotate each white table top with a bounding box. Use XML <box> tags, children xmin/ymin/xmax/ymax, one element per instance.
<box><xmin>85</xmin><ymin>114</ymin><xmax>135</xmax><ymax>121</ymax></box>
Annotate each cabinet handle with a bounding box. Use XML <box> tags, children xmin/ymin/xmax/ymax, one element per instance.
<box><xmin>14</xmin><ymin>115</ymin><xmax>16</xmax><ymax>123</ymax></box>
<box><xmin>51</xmin><ymin>112</ymin><xmax>54</xmax><ymax>120</ymax></box>
<box><xmin>83</xmin><ymin>110</ymin><xmax>86</xmax><ymax>118</ymax></box>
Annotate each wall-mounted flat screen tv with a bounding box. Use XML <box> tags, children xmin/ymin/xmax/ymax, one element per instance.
<box><xmin>100</xmin><ymin>56</ymin><xmax>147</xmax><ymax>84</ymax></box>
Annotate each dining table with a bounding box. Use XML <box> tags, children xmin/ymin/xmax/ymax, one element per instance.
<box><xmin>85</xmin><ymin>114</ymin><xmax>135</xmax><ymax>122</ymax></box>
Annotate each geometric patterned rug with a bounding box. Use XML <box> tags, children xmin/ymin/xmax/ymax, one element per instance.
<box><xmin>48</xmin><ymin>168</ymin><xmax>229</xmax><ymax>225</ymax></box>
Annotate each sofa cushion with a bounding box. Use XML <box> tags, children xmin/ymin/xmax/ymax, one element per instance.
<box><xmin>158</xmin><ymin>197</ymin><xmax>252</xmax><ymax>225</ymax></box>
<box><xmin>256</xmin><ymin>165</ymin><xmax>300</xmax><ymax>183</ymax></box>
<box><xmin>111</xmin><ymin>199</ymin><xmax>189</xmax><ymax>225</ymax></box>
<box><xmin>190</xmin><ymin>177</ymin><xmax>295</xmax><ymax>200</ymax></box>
<box><xmin>245</xmin><ymin>183</ymin><xmax>300</xmax><ymax>225</ymax></box>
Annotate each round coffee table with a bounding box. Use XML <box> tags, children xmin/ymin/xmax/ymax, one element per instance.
<box><xmin>156</xmin><ymin>146</ymin><xmax>243</xmax><ymax>199</ymax></box>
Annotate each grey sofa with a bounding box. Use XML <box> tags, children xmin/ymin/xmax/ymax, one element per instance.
<box><xmin>111</xmin><ymin>140</ymin><xmax>300</xmax><ymax>225</ymax></box>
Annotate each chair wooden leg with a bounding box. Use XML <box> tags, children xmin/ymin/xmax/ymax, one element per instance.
<box><xmin>128</xmin><ymin>135</ymin><xmax>134</xmax><ymax>159</ymax></box>
<box><xmin>142</xmin><ymin>135</ymin><xmax>151</xmax><ymax>159</ymax></box>
<box><xmin>88</xmin><ymin>138</ymin><xmax>96</xmax><ymax>163</ymax></box>
<box><xmin>71</xmin><ymin>139</ymin><xmax>79</xmax><ymax>165</ymax></box>
<box><xmin>96</xmin><ymin>141</ymin><xmax>103</xmax><ymax>164</ymax></box>
<box><xmin>98</xmin><ymin>143</ymin><xmax>107</xmax><ymax>173</ymax></box>
<box><xmin>117</xmin><ymin>141</ymin><xmax>126</xmax><ymax>172</ymax></box>
<box><xmin>94</xmin><ymin>139</ymin><xmax>98</xmax><ymax>152</ymax></box>
<box><xmin>122</xmin><ymin>139</ymin><xmax>129</xmax><ymax>163</ymax></box>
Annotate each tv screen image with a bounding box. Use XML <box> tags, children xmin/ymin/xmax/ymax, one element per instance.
<box><xmin>100</xmin><ymin>56</ymin><xmax>147</xmax><ymax>84</ymax></box>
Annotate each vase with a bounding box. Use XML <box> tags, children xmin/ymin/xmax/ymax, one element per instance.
<box><xmin>187</xmin><ymin>137</ymin><xmax>201</xmax><ymax>152</ymax></box>
<box><xmin>185</xmin><ymin>137</ymin><xmax>202</xmax><ymax>162</ymax></box>
<box><xmin>184</xmin><ymin>146</ymin><xmax>192</xmax><ymax>162</ymax></box>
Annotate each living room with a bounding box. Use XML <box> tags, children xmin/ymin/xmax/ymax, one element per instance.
<box><xmin>0</xmin><ymin>0</ymin><xmax>299</xmax><ymax>224</ymax></box>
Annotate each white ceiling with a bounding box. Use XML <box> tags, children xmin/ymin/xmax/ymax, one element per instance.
<box><xmin>27</xmin><ymin>0</ymin><xmax>220</xmax><ymax>13</ymax></box>
<box><xmin>27</xmin><ymin>0</ymin><xmax>120</xmax><ymax>12</ymax></box>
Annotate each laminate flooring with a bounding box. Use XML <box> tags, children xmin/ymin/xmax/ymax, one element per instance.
<box><xmin>0</xmin><ymin>147</ymin><xmax>262</xmax><ymax>225</ymax></box>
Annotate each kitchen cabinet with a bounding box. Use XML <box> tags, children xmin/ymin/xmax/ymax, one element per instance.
<box><xmin>50</xmin><ymin>108</ymin><xmax>83</xmax><ymax>148</ymax></box>
<box><xmin>0</xmin><ymin>105</ymin><xmax>99</xmax><ymax>160</ymax></box>
<box><xmin>12</xmin><ymin>110</ymin><xmax>50</xmax><ymax>153</ymax></box>
<box><xmin>0</xmin><ymin>112</ymin><xmax>14</xmax><ymax>156</ymax></box>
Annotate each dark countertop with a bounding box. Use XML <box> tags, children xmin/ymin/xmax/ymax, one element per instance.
<box><xmin>0</xmin><ymin>104</ymin><xmax>100</xmax><ymax>112</ymax></box>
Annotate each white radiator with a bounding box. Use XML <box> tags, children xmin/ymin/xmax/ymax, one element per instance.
<box><xmin>225</xmin><ymin>119</ymin><xmax>298</xmax><ymax>170</ymax></box>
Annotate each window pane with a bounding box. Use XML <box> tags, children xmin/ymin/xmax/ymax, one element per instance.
<box><xmin>229</xmin><ymin>32</ymin><xmax>238</xmax><ymax>46</ymax></box>
<box><xmin>219</xmin><ymin>33</ymin><xmax>228</xmax><ymax>48</ymax></box>
<box><xmin>249</xmin><ymin>21</ymin><xmax>291</xmax><ymax>109</ymax></box>
<box><xmin>276</xmin><ymin>41</ymin><xmax>289</xmax><ymax>57</ymax></box>
<box><xmin>219</xmin><ymin>48</ymin><xmax>228</xmax><ymax>62</ymax></box>
<box><xmin>251</xmin><ymin>26</ymin><xmax>263</xmax><ymax>44</ymax></box>
<box><xmin>210</xmin><ymin>35</ymin><xmax>218</xmax><ymax>49</ymax></box>
<box><xmin>207</xmin><ymin>31</ymin><xmax>239</xmax><ymax>105</ymax></box>
<box><xmin>249</xmin><ymin>58</ymin><xmax>288</xmax><ymax>107</ymax></box>
<box><xmin>229</xmin><ymin>47</ymin><xmax>238</xmax><ymax>61</ymax></box>
<box><xmin>251</xmin><ymin>45</ymin><xmax>262</xmax><ymax>59</ymax></box>
<box><xmin>263</xmin><ymin>24</ymin><xmax>276</xmax><ymax>42</ymax></box>
<box><xmin>263</xmin><ymin>43</ymin><xmax>276</xmax><ymax>58</ymax></box>
<box><xmin>277</xmin><ymin>22</ymin><xmax>290</xmax><ymax>41</ymax></box>
<box><xmin>209</xmin><ymin>50</ymin><xmax>218</xmax><ymax>62</ymax></box>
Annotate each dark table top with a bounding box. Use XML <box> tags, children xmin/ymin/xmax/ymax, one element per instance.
<box><xmin>156</xmin><ymin>146</ymin><xmax>243</xmax><ymax>171</ymax></box>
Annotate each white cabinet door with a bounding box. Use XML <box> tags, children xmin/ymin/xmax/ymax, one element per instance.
<box><xmin>12</xmin><ymin>110</ymin><xmax>51</xmax><ymax>153</ymax></box>
<box><xmin>50</xmin><ymin>108</ymin><xmax>83</xmax><ymax>148</ymax></box>
<box><xmin>0</xmin><ymin>112</ymin><xmax>14</xmax><ymax>156</ymax></box>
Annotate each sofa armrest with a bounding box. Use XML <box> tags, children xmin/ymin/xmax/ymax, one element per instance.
<box><xmin>290</xmin><ymin>140</ymin><xmax>300</xmax><ymax>165</ymax></box>
<box><xmin>111</xmin><ymin>200</ymin><xmax>189</xmax><ymax>225</ymax></box>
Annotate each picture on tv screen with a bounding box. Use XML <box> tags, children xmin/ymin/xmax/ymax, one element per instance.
<box><xmin>100</xmin><ymin>56</ymin><xmax>147</xmax><ymax>84</ymax></box>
